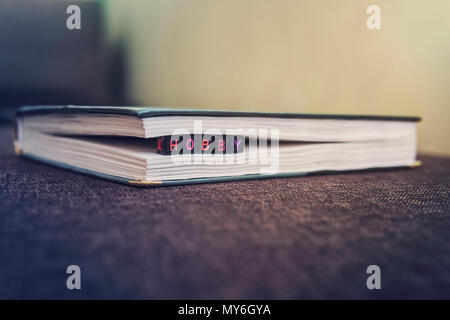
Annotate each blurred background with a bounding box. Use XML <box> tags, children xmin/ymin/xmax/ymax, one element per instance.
<box><xmin>0</xmin><ymin>0</ymin><xmax>449</xmax><ymax>155</ymax></box>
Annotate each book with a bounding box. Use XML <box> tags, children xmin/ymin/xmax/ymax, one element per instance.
<box><xmin>14</xmin><ymin>105</ymin><xmax>420</xmax><ymax>187</ymax></box>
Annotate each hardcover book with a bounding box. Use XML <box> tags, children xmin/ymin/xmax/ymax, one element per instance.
<box><xmin>14</xmin><ymin>105</ymin><xmax>420</xmax><ymax>186</ymax></box>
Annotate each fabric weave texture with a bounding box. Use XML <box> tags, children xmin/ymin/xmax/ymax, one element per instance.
<box><xmin>0</xmin><ymin>125</ymin><xmax>449</xmax><ymax>299</ymax></box>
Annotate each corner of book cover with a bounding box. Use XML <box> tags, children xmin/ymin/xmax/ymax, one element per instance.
<box><xmin>127</xmin><ymin>179</ymin><xmax>164</xmax><ymax>187</ymax></box>
<box><xmin>13</xmin><ymin>140</ymin><xmax>23</xmax><ymax>156</ymax></box>
<box><xmin>12</xmin><ymin>117</ymin><xmax>23</xmax><ymax>156</ymax></box>
<box><xmin>410</xmin><ymin>160</ymin><xmax>422</xmax><ymax>168</ymax></box>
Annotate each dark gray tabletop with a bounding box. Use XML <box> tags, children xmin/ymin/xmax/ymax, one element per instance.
<box><xmin>0</xmin><ymin>124</ymin><xmax>449</xmax><ymax>299</ymax></box>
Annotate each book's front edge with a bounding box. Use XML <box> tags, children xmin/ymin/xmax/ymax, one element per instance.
<box><xmin>18</xmin><ymin>152</ymin><xmax>421</xmax><ymax>188</ymax></box>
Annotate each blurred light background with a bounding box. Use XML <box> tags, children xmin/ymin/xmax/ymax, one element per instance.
<box><xmin>1</xmin><ymin>0</ymin><xmax>449</xmax><ymax>155</ymax></box>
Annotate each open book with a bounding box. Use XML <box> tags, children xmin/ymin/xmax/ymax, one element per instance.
<box><xmin>14</xmin><ymin>106</ymin><xmax>420</xmax><ymax>186</ymax></box>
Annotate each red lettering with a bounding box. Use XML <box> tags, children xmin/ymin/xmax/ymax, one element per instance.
<box><xmin>202</xmin><ymin>139</ymin><xmax>209</xmax><ymax>151</ymax></box>
<box><xmin>186</xmin><ymin>138</ymin><xmax>194</xmax><ymax>150</ymax></box>
<box><xmin>157</xmin><ymin>138</ymin><xmax>164</xmax><ymax>151</ymax></box>
<box><xmin>170</xmin><ymin>140</ymin><xmax>178</xmax><ymax>151</ymax></box>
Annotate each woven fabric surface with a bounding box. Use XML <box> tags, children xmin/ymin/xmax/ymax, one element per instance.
<box><xmin>0</xmin><ymin>124</ymin><xmax>449</xmax><ymax>299</ymax></box>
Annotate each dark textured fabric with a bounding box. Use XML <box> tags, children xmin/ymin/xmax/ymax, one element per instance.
<box><xmin>0</xmin><ymin>124</ymin><xmax>449</xmax><ymax>299</ymax></box>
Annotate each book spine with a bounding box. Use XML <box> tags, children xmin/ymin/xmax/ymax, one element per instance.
<box><xmin>156</xmin><ymin>134</ymin><xmax>245</xmax><ymax>155</ymax></box>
